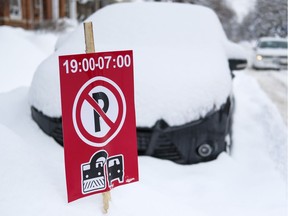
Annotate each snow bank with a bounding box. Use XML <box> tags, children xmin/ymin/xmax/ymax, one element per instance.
<box><xmin>0</xmin><ymin>26</ymin><xmax>58</xmax><ymax>92</ymax></box>
<box><xmin>29</xmin><ymin>2</ymin><xmax>233</xmax><ymax>127</ymax></box>
<box><xmin>233</xmin><ymin>73</ymin><xmax>287</xmax><ymax>179</ymax></box>
<box><xmin>0</xmin><ymin>81</ymin><xmax>286</xmax><ymax>215</ymax></box>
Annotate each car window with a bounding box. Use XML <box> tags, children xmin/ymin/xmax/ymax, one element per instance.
<box><xmin>259</xmin><ymin>41</ymin><xmax>287</xmax><ymax>49</ymax></box>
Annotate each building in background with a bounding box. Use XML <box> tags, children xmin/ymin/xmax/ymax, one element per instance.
<box><xmin>0</xmin><ymin>0</ymin><xmax>131</xmax><ymax>30</ymax></box>
<box><xmin>0</xmin><ymin>0</ymin><xmax>72</xmax><ymax>29</ymax></box>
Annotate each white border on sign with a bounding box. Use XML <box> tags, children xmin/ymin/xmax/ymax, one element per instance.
<box><xmin>72</xmin><ymin>76</ymin><xmax>126</xmax><ymax>147</ymax></box>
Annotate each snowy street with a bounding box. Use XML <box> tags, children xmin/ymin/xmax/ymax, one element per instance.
<box><xmin>245</xmin><ymin>69</ymin><xmax>287</xmax><ymax>125</ymax></box>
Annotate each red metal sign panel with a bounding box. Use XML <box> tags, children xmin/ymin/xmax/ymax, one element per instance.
<box><xmin>58</xmin><ymin>50</ymin><xmax>138</xmax><ymax>202</ymax></box>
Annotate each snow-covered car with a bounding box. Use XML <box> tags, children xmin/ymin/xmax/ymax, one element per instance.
<box><xmin>29</xmin><ymin>2</ymin><xmax>247</xmax><ymax>164</ymax></box>
<box><xmin>252</xmin><ymin>37</ymin><xmax>288</xmax><ymax>70</ymax></box>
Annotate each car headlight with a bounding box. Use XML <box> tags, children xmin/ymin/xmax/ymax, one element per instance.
<box><xmin>256</xmin><ymin>55</ymin><xmax>263</xmax><ymax>61</ymax></box>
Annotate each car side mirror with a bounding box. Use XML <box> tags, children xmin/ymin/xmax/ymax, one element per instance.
<box><xmin>228</xmin><ymin>59</ymin><xmax>247</xmax><ymax>71</ymax></box>
<box><xmin>225</xmin><ymin>41</ymin><xmax>247</xmax><ymax>71</ymax></box>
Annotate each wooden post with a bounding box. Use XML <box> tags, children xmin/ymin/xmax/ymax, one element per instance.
<box><xmin>103</xmin><ymin>190</ymin><xmax>111</xmax><ymax>213</ymax></box>
<box><xmin>84</xmin><ymin>22</ymin><xmax>95</xmax><ymax>53</ymax></box>
<box><xmin>83</xmin><ymin>21</ymin><xmax>111</xmax><ymax>214</ymax></box>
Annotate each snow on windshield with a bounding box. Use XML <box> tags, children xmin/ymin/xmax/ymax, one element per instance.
<box><xmin>29</xmin><ymin>2</ymin><xmax>233</xmax><ymax>127</ymax></box>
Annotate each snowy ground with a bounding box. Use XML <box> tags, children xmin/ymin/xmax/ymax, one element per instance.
<box><xmin>245</xmin><ymin>69</ymin><xmax>287</xmax><ymax>125</ymax></box>
<box><xmin>0</xmin><ymin>26</ymin><xmax>58</xmax><ymax>92</ymax></box>
<box><xmin>240</xmin><ymin>41</ymin><xmax>288</xmax><ymax>125</ymax></box>
<box><xmin>0</xmin><ymin>26</ymin><xmax>287</xmax><ymax>216</ymax></box>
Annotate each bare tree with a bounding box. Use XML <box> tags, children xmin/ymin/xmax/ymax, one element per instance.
<box><xmin>239</xmin><ymin>0</ymin><xmax>287</xmax><ymax>41</ymax></box>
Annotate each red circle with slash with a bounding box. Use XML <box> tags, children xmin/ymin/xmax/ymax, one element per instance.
<box><xmin>72</xmin><ymin>76</ymin><xmax>126</xmax><ymax>147</ymax></box>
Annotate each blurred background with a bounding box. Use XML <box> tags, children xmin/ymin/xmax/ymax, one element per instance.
<box><xmin>0</xmin><ymin>0</ymin><xmax>287</xmax><ymax>42</ymax></box>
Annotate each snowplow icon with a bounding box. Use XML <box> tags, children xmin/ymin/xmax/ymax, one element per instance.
<box><xmin>81</xmin><ymin>151</ymin><xmax>108</xmax><ymax>194</ymax></box>
<box><xmin>81</xmin><ymin>150</ymin><xmax>124</xmax><ymax>194</ymax></box>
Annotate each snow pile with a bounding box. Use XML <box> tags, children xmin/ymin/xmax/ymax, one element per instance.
<box><xmin>0</xmin><ymin>26</ymin><xmax>58</xmax><ymax>92</ymax></box>
<box><xmin>233</xmin><ymin>73</ymin><xmax>287</xmax><ymax>179</ymax></box>
<box><xmin>0</xmin><ymin>77</ymin><xmax>287</xmax><ymax>215</ymax></box>
<box><xmin>29</xmin><ymin>2</ymin><xmax>234</xmax><ymax>127</ymax></box>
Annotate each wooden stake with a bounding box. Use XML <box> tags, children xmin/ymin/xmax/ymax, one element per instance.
<box><xmin>84</xmin><ymin>22</ymin><xmax>95</xmax><ymax>53</ymax></box>
<box><xmin>103</xmin><ymin>190</ymin><xmax>111</xmax><ymax>214</ymax></box>
<box><xmin>83</xmin><ymin>21</ymin><xmax>111</xmax><ymax>213</ymax></box>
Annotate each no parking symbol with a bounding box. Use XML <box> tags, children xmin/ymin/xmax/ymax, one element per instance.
<box><xmin>59</xmin><ymin>50</ymin><xmax>138</xmax><ymax>202</ymax></box>
<box><xmin>72</xmin><ymin>76</ymin><xmax>126</xmax><ymax>147</ymax></box>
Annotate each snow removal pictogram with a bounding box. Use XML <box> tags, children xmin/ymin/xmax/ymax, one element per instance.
<box><xmin>81</xmin><ymin>150</ymin><xmax>125</xmax><ymax>194</ymax></box>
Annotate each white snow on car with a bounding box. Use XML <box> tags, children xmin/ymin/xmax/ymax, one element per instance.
<box><xmin>29</xmin><ymin>2</ymin><xmax>245</xmax><ymax>127</ymax></box>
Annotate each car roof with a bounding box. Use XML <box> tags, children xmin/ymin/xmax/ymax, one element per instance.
<box><xmin>29</xmin><ymin>2</ymin><xmax>233</xmax><ymax>127</ymax></box>
<box><xmin>60</xmin><ymin>2</ymin><xmax>227</xmax><ymax>50</ymax></box>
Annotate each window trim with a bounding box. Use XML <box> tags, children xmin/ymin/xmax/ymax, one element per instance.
<box><xmin>9</xmin><ymin>0</ymin><xmax>22</xmax><ymax>20</ymax></box>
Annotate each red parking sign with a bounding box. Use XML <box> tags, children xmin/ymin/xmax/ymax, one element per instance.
<box><xmin>59</xmin><ymin>50</ymin><xmax>138</xmax><ymax>202</ymax></box>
